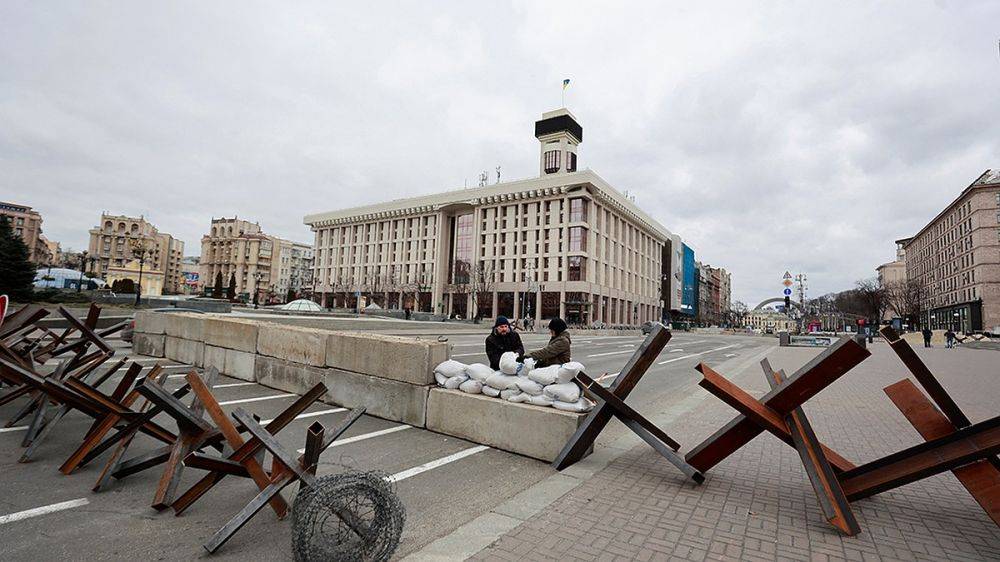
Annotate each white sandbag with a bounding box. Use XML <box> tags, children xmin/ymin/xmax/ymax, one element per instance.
<box><xmin>506</xmin><ymin>392</ymin><xmax>530</xmax><ymax>403</ymax></box>
<box><xmin>553</xmin><ymin>397</ymin><xmax>596</xmax><ymax>413</ymax></box>
<box><xmin>522</xmin><ymin>357</ymin><xmax>536</xmax><ymax>373</ymax></box>
<box><xmin>527</xmin><ymin>394</ymin><xmax>555</xmax><ymax>406</ymax></box>
<box><xmin>557</xmin><ymin>361</ymin><xmax>585</xmax><ymax>384</ymax></box>
<box><xmin>514</xmin><ymin>377</ymin><xmax>545</xmax><ymax>396</ymax></box>
<box><xmin>434</xmin><ymin>372</ymin><xmax>450</xmax><ymax>386</ymax></box>
<box><xmin>459</xmin><ymin>379</ymin><xmax>483</xmax><ymax>394</ymax></box>
<box><xmin>484</xmin><ymin>372</ymin><xmax>520</xmax><ymax>391</ymax></box>
<box><xmin>500</xmin><ymin>388</ymin><xmax>520</xmax><ymax>400</ymax></box>
<box><xmin>434</xmin><ymin>359</ymin><xmax>467</xmax><ymax>378</ymax></box>
<box><xmin>482</xmin><ymin>385</ymin><xmax>501</xmax><ymax>397</ymax></box>
<box><xmin>465</xmin><ymin>363</ymin><xmax>494</xmax><ymax>382</ymax></box>
<box><xmin>543</xmin><ymin>382</ymin><xmax>581</xmax><ymax>403</ymax></box>
<box><xmin>499</xmin><ymin>351</ymin><xmax>520</xmax><ymax>375</ymax></box>
<box><xmin>444</xmin><ymin>375</ymin><xmax>468</xmax><ymax>390</ymax></box>
<box><xmin>527</xmin><ymin>365</ymin><xmax>559</xmax><ymax>386</ymax></box>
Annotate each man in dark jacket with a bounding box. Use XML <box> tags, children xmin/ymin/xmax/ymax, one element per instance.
<box><xmin>526</xmin><ymin>317</ymin><xmax>572</xmax><ymax>367</ymax></box>
<box><xmin>485</xmin><ymin>316</ymin><xmax>525</xmax><ymax>370</ymax></box>
<box><xmin>921</xmin><ymin>327</ymin><xmax>932</xmax><ymax>348</ymax></box>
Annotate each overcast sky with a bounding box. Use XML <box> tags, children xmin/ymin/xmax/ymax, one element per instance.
<box><xmin>2</xmin><ymin>1</ymin><xmax>998</xmax><ymax>305</ymax></box>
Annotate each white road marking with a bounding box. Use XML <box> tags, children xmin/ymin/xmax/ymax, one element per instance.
<box><xmin>595</xmin><ymin>371</ymin><xmax>620</xmax><ymax>382</ymax></box>
<box><xmin>669</xmin><ymin>349</ymin><xmax>684</xmax><ymax>353</ymax></box>
<box><xmin>0</xmin><ymin>426</ymin><xmax>28</xmax><ymax>434</ymax></box>
<box><xmin>657</xmin><ymin>344</ymin><xmax>739</xmax><ymax>365</ymax></box>
<box><xmin>386</xmin><ymin>445</ymin><xmax>490</xmax><ymax>483</ymax></box>
<box><xmin>262</xmin><ymin>408</ymin><xmax>346</xmax><ymax>425</ymax></box>
<box><xmin>218</xmin><ymin>393</ymin><xmax>296</xmax><ymax>406</ymax></box>
<box><xmin>725</xmin><ymin>353</ymin><xmax>738</xmax><ymax>357</ymax></box>
<box><xmin>450</xmin><ymin>352</ymin><xmax>484</xmax><ymax>358</ymax></box>
<box><xmin>299</xmin><ymin>425</ymin><xmax>411</xmax><ymax>453</ymax></box>
<box><xmin>619</xmin><ymin>344</ymin><xmax>636</xmax><ymax>348</ymax></box>
<box><xmin>0</xmin><ymin>498</ymin><xmax>90</xmax><ymax>525</ymax></box>
<box><xmin>212</xmin><ymin>382</ymin><xmax>257</xmax><ymax>389</ymax></box>
<box><xmin>586</xmin><ymin>349</ymin><xmax>635</xmax><ymax>358</ymax></box>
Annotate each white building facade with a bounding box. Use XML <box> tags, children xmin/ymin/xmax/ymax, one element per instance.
<box><xmin>305</xmin><ymin>109</ymin><xmax>681</xmax><ymax>326</ymax></box>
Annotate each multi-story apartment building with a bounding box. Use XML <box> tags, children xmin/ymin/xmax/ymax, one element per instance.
<box><xmin>305</xmin><ymin>109</ymin><xmax>682</xmax><ymax>326</ymax></box>
<box><xmin>276</xmin><ymin>240</ymin><xmax>314</xmax><ymax>300</ymax></box>
<box><xmin>199</xmin><ymin>218</ymin><xmax>280</xmax><ymax>302</ymax></box>
<box><xmin>876</xmin><ymin>239</ymin><xmax>908</xmax><ymax>288</ymax></box>
<box><xmin>901</xmin><ymin>169</ymin><xmax>1000</xmax><ymax>332</ymax></box>
<box><xmin>1</xmin><ymin>201</ymin><xmax>54</xmax><ymax>265</ymax></box>
<box><xmin>87</xmin><ymin>213</ymin><xmax>185</xmax><ymax>294</ymax></box>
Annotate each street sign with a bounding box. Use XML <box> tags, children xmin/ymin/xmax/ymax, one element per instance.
<box><xmin>783</xmin><ymin>279</ymin><xmax>794</xmax><ymax>287</ymax></box>
<box><xmin>783</xmin><ymin>288</ymin><xmax>792</xmax><ymax>296</ymax></box>
<box><xmin>783</xmin><ymin>271</ymin><xmax>792</xmax><ymax>280</ymax></box>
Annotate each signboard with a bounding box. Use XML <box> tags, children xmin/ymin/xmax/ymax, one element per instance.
<box><xmin>783</xmin><ymin>279</ymin><xmax>794</xmax><ymax>287</ymax></box>
<box><xmin>783</xmin><ymin>271</ymin><xmax>792</xmax><ymax>279</ymax></box>
<box><xmin>184</xmin><ymin>272</ymin><xmax>199</xmax><ymax>286</ymax></box>
<box><xmin>783</xmin><ymin>288</ymin><xmax>792</xmax><ymax>296</ymax></box>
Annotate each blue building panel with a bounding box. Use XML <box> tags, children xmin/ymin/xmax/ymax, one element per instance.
<box><xmin>681</xmin><ymin>244</ymin><xmax>696</xmax><ymax>317</ymax></box>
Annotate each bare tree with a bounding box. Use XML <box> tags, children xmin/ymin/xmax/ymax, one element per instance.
<box><xmin>884</xmin><ymin>278</ymin><xmax>926</xmax><ymax>328</ymax></box>
<box><xmin>470</xmin><ymin>263</ymin><xmax>496</xmax><ymax>320</ymax></box>
<box><xmin>854</xmin><ymin>277</ymin><xmax>888</xmax><ymax>324</ymax></box>
<box><xmin>728</xmin><ymin>300</ymin><xmax>749</xmax><ymax>327</ymax></box>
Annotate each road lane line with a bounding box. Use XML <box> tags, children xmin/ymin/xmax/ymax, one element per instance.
<box><xmin>657</xmin><ymin>344</ymin><xmax>739</xmax><ymax>365</ymax></box>
<box><xmin>218</xmin><ymin>393</ymin><xmax>296</xmax><ymax>406</ymax></box>
<box><xmin>450</xmin><ymin>352</ymin><xmax>484</xmax><ymax>358</ymax></box>
<box><xmin>669</xmin><ymin>349</ymin><xmax>684</xmax><ymax>353</ymax></box>
<box><xmin>0</xmin><ymin>499</ymin><xmax>90</xmax><ymax>525</ymax></box>
<box><xmin>386</xmin><ymin>445</ymin><xmax>489</xmax><ymax>483</ymax></box>
<box><xmin>213</xmin><ymin>382</ymin><xmax>257</xmax><ymax>389</ymax></box>
<box><xmin>298</xmin><ymin>425</ymin><xmax>411</xmax><ymax>453</ymax></box>
<box><xmin>262</xmin><ymin>408</ymin><xmax>346</xmax><ymax>425</ymax></box>
<box><xmin>595</xmin><ymin>371</ymin><xmax>620</xmax><ymax>382</ymax></box>
<box><xmin>0</xmin><ymin>426</ymin><xmax>28</xmax><ymax>434</ymax></box>
<box><xmin>586</xmin><ymin>349</ymin><xmax>635</xmax><ymax>358</ymax></box>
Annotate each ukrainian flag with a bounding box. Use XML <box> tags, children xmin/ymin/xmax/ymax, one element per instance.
<box><xmin>562</xmin><ymin>79</ymin><xmax>571</xmax><ymax>90</ymax></box>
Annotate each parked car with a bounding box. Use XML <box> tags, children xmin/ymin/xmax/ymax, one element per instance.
<box><xmin>121</xmin><ymin>307</ymin><xmax>206</xmax><ymax>343</ymax></box>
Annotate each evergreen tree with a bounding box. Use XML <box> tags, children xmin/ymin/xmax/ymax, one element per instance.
<box><xmin>226</xmin><ymin>273</ymin><xmax>236</xmax><ymax>300</ymax></box>
<box><xmin>0</xmin><ymin>216</ymin><xmax>37</xmax><ymax>301</ymax></box>
<box><xmin>213</xmin><ymin>272</ymin><xmax>223</xmax><ymax>297</ymax></box>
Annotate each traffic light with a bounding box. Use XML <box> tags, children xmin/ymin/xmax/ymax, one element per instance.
<box><xmin>784</xmin><ymin>296</ymin><xmax>790</xmax><ymax>309</ymax></box>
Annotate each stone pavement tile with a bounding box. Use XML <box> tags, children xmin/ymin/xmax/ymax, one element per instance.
<box><xmin>470</xmin><ymin>344</ymin><xmax>1000</xmax><ymax>562</ymax></box>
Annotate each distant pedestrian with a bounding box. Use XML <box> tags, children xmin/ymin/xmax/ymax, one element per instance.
<box><xmin>945</xmin><ymin>329</ymin><xmax>955</xmax><ymax>349</ymax></box>
<box><xmin>404</xmin><ymin>307</ymin><xmax>411</xmax><ymax>321</ymax></box>
<box><xmin>922</xmin><ymin>327</ymin><xmax>932</xmax><ymax>348</ymax></box>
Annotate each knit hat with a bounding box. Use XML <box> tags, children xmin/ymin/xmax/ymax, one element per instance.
<box><xmin>548</xmin><ymin>317</ymin><xmax>567</xmax><ymax>335</ymax></box>
<box><xmin>494</xmin><ymin>316</ymin><xmax>511</xmax><ymax>328</ymax></box>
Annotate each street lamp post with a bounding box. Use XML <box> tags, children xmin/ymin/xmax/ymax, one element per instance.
<box><xmin>76</xmin><ymin>250</ymin><xmax>88</xmax><ymax>293</ymax></box>
<box><xmin>130</xmin><ymin>238</ymin><xmax>150</xmax><ymax>306</ymax></box>
<box><xmin>253</xmin><ymin>272</ymin><xmax>263</xmax><ymax>309</ymax></box>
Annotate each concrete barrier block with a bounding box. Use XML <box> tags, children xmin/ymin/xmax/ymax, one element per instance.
<box><xmin>255</xmin><ymin>355</ymin><xmax>325</xmax><ymax>395</ymax></box>
<box><xmin>133</xmin><ymin>310</ymin><xmax>166</xmax><ymax>335</ymax></box>
<box><xmin>325</xmin><ymin>332</ymin><xmax>443</xmax><ymax>385</ymax></box>
<box><xmin>204</xmin><ymin>345</ymin><xmax>226</xmax><ymax>374</ymax></box>
<box><xmin>257</xmin><ymin>324</ymin><xmax>327</xmax><ymax>366</ymax></box>
<box><xmin>225</xmin><ymin>349</ymin><xmax>257</xmax><ymax>382</ymax></box>
<box><xmin>425</xmin><ymin>389</ymin><xmax>589</xmax><ymax>463</ymax></box>
<box><xmin>165</xmin><ymin>336</ymin><xmax>204</xmax><ymax>367</ymax></box>
<box><xmin>164</xmin><ymin>313</ymin><xmax>206</xmax><ymax>341</ymax></box>
<box><xmin>203</xmin><ymin>317</ymin><xmax>259</xmax><ymax>353</ymax></box>
<box><xmin>322</xmin><ymin>367</ymin><xmax>429</xmax><ymax>426</ymax></box>
<box><xmin>133</xmin><ymin>333</ymin><xmax>165</xmax><ymax>357</ymax></box>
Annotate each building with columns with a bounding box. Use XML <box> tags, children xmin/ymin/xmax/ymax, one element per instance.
<box><xmin>305</xmin><ymin>108</ymin><xmax>684</xmax><ymax>326</ymax></box>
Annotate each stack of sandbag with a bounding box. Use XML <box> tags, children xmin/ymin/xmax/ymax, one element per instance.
<box><xmin>433</xmin><ymin>354</ymin><xmax>595</xmax><ymax>413</ymax></box>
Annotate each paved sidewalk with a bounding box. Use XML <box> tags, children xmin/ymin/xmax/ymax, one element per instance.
<box><xmin>471</xmin><ymin>343</ymin><xmax>1000</xmax><ymax>561</ymax></box>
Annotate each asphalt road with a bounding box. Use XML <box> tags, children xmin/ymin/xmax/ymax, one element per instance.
<box><xmin>0</xmin><ymin>330</ymin><xmax>776</xmax><ymax>560</ymax></box>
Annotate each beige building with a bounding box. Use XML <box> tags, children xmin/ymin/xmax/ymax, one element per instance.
<box><xmin>746</xmin><ymin>309</ymin><xmax>797</xmax><ymax>334</ymax></box>
<box><xmin>105</xmin><ymin>259</ymin><xmax>165</xmax><ymax>296</ymax></box>
<box><xmin>199</xmin><ymin>218</ymin><xmax>279</xmax><ymax>302</ymax></box>
<box><xmin>1</xmin><ymin>201</ymin><xmax>54</xmax><ymax>265</ymax></box>
<box><xmin>87</xmin><ymin>214</ymin><xmax>185</xmax><ymax>294</ymax></box>
<box><xmin>276</xmin><ymin>240</ymin><xmax>314</xmax><ymax>300</ymax></box>
<box><xmin>305</xmin><ymin>108</ymin><xmax>676</xmax><ymax>326</ymax></box>
<box><xmin>876</xmin><ymin>239</ymin><xmax>908</xmax><ymax>287</ymax></box>
<box><xmin>901</xmin><ymin>169</ymin><xmax>1000</xmax><ymax>332</ymax></box>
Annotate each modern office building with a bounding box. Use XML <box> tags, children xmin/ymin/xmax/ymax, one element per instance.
<box><xmin>1</xmin><ymin>201</ymin><xmax>54</xmax><ymax>265</ymax></box>
<box><xmin>680</xmin><ymin>243</ymin><xmax>697</xmax><ymax>319</ymax></box>
<box><xmin>305</xmin><ymin>108</ymin><xmax>684</xmax><ymax>326</ymax></box>
<box><xmin>901</xmin><ymin>169</ymin><xmax>1000</xmax><ymax>332</ymax></box>
<box><xmin>87</xmin><ymin>213</ymin><xmax>184</xmax><ymax>294</ymax></box>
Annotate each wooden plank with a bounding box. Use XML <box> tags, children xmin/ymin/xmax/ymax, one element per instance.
<box><xmin>884</xmin><ymin>379</ymin><xmax>1000</xmax><ymax>525</ymax></box>
<box><xmin>552</xmin><ymin>325</ymin><xmax>671</xmax><ymax>470</ymax></box>
<box><xmin>840</xmin><ymin>416</ymin><xmax>1000</xmax><ymax>500</ymax></box>
<box><xmin>764</xmin><ymin>362</ymin><xmax>860</xmax><ymax>536</ymax></box>
<box><xmin>686</xmin><ymin>338</ymin><xmax>866</xmax><ymax>473</ymax></box>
